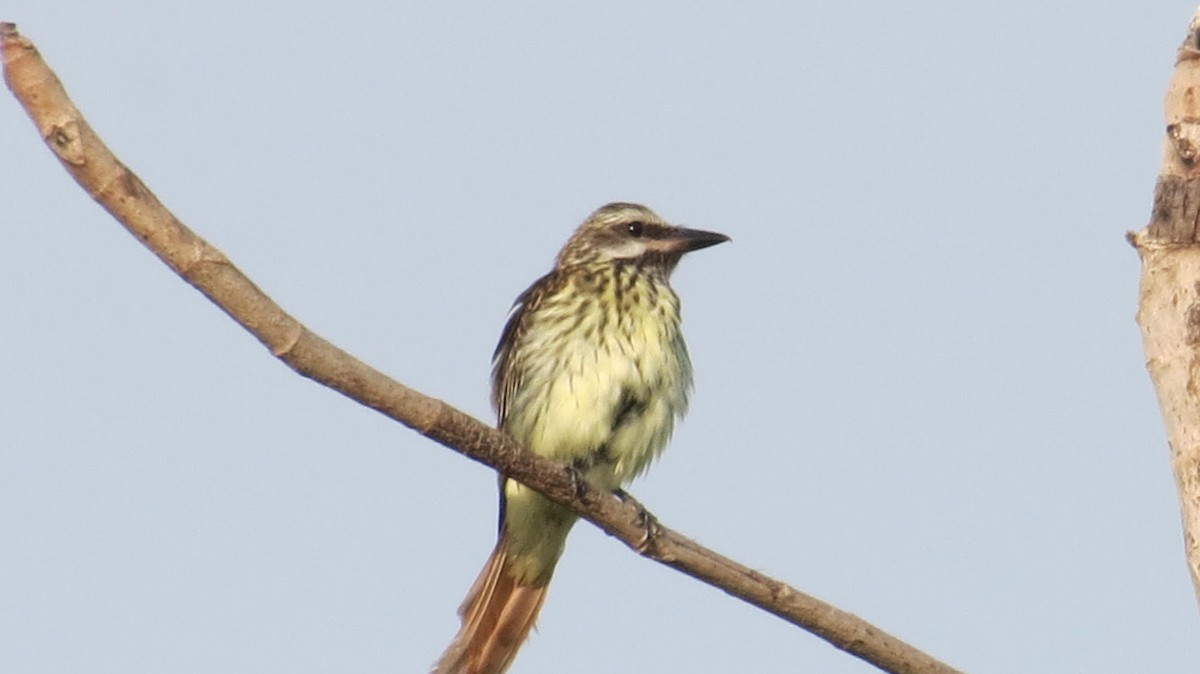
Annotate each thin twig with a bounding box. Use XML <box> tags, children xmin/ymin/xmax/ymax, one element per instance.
<box><xmin>2</xmin><ymin>22</ymin><xmax>963</xmax><ymax>674</ymax></box>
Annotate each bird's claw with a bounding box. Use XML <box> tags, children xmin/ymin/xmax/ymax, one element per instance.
<box><xmin>565</xmin><ymin>464</ymin><xmax>588</xmax><ymax>501</ymax></box>
<box><xmin>614</xmin><ymin>489</ymin><xmax>659</xmax><ymax>553</ymax></box>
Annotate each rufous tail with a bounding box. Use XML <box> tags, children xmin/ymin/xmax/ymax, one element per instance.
<box><xmin>432</xmin><ymin>532</ymin><xmax>549</xmax><ymax>674</ymax></box>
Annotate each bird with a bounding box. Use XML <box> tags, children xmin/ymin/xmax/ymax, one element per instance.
<box><xmin>432</xmin><ymin>202</ymin><xmax>729</xmax><ymax>674</ymax></box>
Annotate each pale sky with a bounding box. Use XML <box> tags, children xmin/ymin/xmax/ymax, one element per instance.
<box><xmin>3</xmin><ymin>2</ymin><xmax>1199</xmax><ymax>673</ymax></box>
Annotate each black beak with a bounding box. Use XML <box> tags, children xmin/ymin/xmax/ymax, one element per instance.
<box><xmin>665</xmin><ymin>227</ymin><xmax>731</xmax><ymax>254</ymax></box>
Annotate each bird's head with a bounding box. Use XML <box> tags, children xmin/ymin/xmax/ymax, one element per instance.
<box><xmin>555</xmin><ymin>202</ymin><xmax>730</xmax><ymax>271</ymax></box>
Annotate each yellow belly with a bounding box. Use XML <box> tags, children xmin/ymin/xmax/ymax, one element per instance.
<box><xmin>501</xmin><ymin>268</ymin><xmax>691</xmax><ymax>488</ymax></box>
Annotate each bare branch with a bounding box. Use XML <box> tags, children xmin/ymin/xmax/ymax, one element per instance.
<box><xmin>2</xmin><ymin>22</ymin><xmax>963</xmax><ymax>674</ymax></box>
<box><xmin>1131</xmin><ymin>6</ymin><xmax>1200</xmax><ymax>612</ymax></box>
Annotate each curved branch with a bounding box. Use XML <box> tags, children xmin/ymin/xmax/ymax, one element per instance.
<box><xmin>2</xmin><ymin>22</ymin><xmax>962</xmax><ymax>674</ymax></box>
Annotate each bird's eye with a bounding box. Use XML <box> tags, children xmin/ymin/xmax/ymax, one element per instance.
<box><xmin>627</xmin><ymin>221</ymin><xmax>645</xmax><ymax>237</ymax></box>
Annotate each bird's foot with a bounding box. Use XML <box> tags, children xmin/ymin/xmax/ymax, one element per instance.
<box><xmin>565</xmin><ymin>464</ymin><xmax>588</xmax><ymax>501</ymax></box>
<box><xmin>613</xmin><ymin>489</ymin><xmax>660</xmax><ymax>554</ymax></box>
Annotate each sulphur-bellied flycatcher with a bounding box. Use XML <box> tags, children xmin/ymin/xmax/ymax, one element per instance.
<box><xmin>433</xmin><ymin>202</ymin><xmax>729</xmax><ymax>674</ymax></box>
